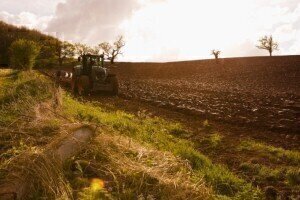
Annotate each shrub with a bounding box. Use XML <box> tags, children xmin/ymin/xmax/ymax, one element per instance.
<box><xmin>9</xmin><ymin>39</ymin><xmax>40</xmax><ymax>70</ymax></box>
<box><xmin>35</xmin><ymin>58</ymin><xmax>57</xmax><ymax>69</ymax></box>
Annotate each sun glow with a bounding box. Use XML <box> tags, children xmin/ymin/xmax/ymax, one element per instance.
<box><xmin>1</xmin><ymin>0</ymin><xmax>299</xmax><ymax>61</ymax></box>
<box><xmin>121</xmin><ymin>0</ymin><xmax>299</xmax><ymax>61</ymax></box>
<box><xmin>90</xmin><ymin>178</ymin><xmax>105</xmax><ymax>192</ymax></box>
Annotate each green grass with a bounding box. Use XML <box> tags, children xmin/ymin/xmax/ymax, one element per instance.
<box><xmin>0</xmin><ymin>70</ymin><xmax>53</xmax><ymax>125</ymax></box>
<box><xmin>0</xmin><ymin>70</ymin><xmax>75</xmax><ymax>200</ymax></box>
<box><xmin>200</xmin><ymin>132</ymin><xmax>223</xmax><ymax>148</ymax></box>
<box><xmin>286</xmin><ymin>168</ymin><xmax>300</xmax><ymax>186</ymax></box>
<box><xmin>0</xmin><ymin>70</ymin><xmax>264</xmax><ymax>199</ymax></box>
<box><xmin>62</xmin><ymin>95</ymin><xmax>262</xmax><ymax>199</ymax></box>
<box><xmin>0</xmin><ymin>70</ymin><xmax>57</xmax><ymax>162</ymax></box>
<box><xmin>239</xmin><ymin>140</ymin><xmax>300</xmax><ymax>165</ymax></box>
<box><xmin>239</xmin><ymin>162</ymin><xmax>300</xmax><ymax>188</ymax></box>
<box><xmin>0</xmin><ymin>69</ymin><xmax>17</xmax><ymax>97</ymax></box>
<box><xmin>203</xmin><ymin>119</ymin><xmax>213</xmax><ymax>133</ymax></box>
<box><xmin>239</xmin><ymin>162</ymin><xmax>285</xmax><ymax>182</ymax></box>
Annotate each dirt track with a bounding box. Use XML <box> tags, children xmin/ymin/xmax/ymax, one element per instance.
<box><xmin>116</xmin><ymin>56</ymin><xmax>300</xmax><ymax>133</ymax></box>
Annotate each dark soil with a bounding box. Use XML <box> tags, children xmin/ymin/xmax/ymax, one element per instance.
<box><xmin>116</xmin><ymin>56</ymin><xmax>300</xmax><ymax>134</ymax></box>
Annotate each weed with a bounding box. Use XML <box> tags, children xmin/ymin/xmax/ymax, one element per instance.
<box><xmin>0</xmin><ymin>140</ymin><xmax>34</xmax><ymax>159</ymax></box>
<box><xmin>286</xmin><ymin>168</ymin><xmax>300</xmax><ymax>186</ymax></box>
<box><xmin>239</xmin><ymin>140</ymin><xmax>300</xmax><ymax>165</ymax></box>
<box><xmin>169</xmin><ymin>123</ymin><xmax>191</xmax><ymax>138</ymax></box>
<box><xmin>203</xmin><ymin>119</ymin><xmax>213</xmax><ymax>133</ymax></box>
<box><xmin>200</xmin><ymin>132</ymin><xmax>223</xmax><ymax>148</ymax></box>
<box><xmin>239</xmin><ymin>162</ymin><xmax>300</xmax><ymax>188</ymax></box>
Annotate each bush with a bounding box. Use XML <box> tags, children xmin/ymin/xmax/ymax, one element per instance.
<box><xmin>35</xmin><ymin>58</ymin><xmax>57</xmax><ymax>69</ymax></box>
<box><xmin>9</xmin><ymin>39</ymin><xmax>40</xmax><ymax>70</ymax></box>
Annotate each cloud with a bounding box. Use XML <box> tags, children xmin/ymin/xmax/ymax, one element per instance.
<box><xmin>0</xmin><ymin>0</ymin><xmax>65</xmax><ymax>16</ymax></box>
<box><xmin>0</xmin><ymin>11</ymin><xmax>52</xmax><ymax>30</ymax></box>
<box><xmin>0</xmin><ymin>0</ymin><xmax>63</xmax><ymax>31</ymax></box>
<box><xmin>118</xmin><ymin>0</ymin><xmax>300</xmax><ymax>61</ymax></box>
<box><xmin>46</xmin><ymin>0</ymin><xmax>140</xmax><ymax>44</ymax></box>
<box><xmin>1</xmin><ymin>0</ymin><xmax>300</xmax><ymax>61</ymax></box>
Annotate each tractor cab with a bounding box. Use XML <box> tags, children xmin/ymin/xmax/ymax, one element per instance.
<box><xmin>79</xmin><ymin>54</ymin><xmax>104</xmax><ymax>76</ymax></box>
<box><xmin>72</xmin><ymin>54</ymin><xmax>118</xmax><ymax>95</ymax></box>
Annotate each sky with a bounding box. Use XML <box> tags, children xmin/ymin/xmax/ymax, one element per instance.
<box><xmin>0</xmin><ymin>0</ymin><xmax>300</xmax><ymax>62</ymax></box>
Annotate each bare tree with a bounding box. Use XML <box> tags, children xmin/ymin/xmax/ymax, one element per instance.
<box><xmin>99</xmin><ymin>35</ymin><xmax>125</xmax><ymax>64</ymax></box>
<box><xmin>211</xmin><ymin>49</ymin><xmax>221</xmax><ymax>59</ymax></box>
<box><xmin>90</xmin><ymin>45</ymin><xmax>101</xmax><ymax>55</ymax></box>
<box><xmin>256</xmin><ymin>35</ymin><xmax>279</xmax><ymax>56</ymax></box>
<box><xmin>74</xmin><ymin>43</ymin><xmax>91</xmax><ymax>57</ymax></box>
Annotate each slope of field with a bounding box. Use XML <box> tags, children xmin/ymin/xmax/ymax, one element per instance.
<box><xmin>1</xmin><ymin>69</ymin><xmax>270</xmax><ymax>199</ymax></box>
<box><xmin>46</xmin><ymin>56</ymin><xmax>300</xmax><ymax>199</ymax></box>
<box><xmin>116</xmin><ymin>56</ymin><xmax>300</xmax><ymax>133</ymax></box>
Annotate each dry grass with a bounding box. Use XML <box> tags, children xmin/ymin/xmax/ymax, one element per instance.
<box><xmin>71</xmin><ymin>131</ymin><xmax>213</xmax><ymax>200</ymax></box>
<box><xmin>0</xmin><ymin>149</ymin><xmax>73</xmax><ymax>199</ymax></box>
<box><xmin>0</xmin><ymin>69</ymin><xmax>73</xmax><ymax>199</ymax></box>
<box><xmin>0</xmin><ymin>70</ymin><xmax>263</xmax><ymax>199</ymax></box>
<box><xmin>62</xmin><ymin>95</ymin><xmax>263</xmax><ymax>199</ymax></box>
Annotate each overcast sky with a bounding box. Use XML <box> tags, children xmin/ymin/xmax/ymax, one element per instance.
<box><xmin>1</xmin><ymin>0</ymin><xmax>300</xmax><ymax>62</ymax></box>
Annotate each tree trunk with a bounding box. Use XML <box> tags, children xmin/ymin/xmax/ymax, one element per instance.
<box><xmin>269</xmin><ymin>50</ymin><xmax>272</xmax><ymax>57</ymax></box>
<box><xmin>59</xmin><ymin>58</ymin><xmax>63</xmax><ymax>66</ymax></box>
<box><xmin>110</xmin><ymin>57</ymin><xmax>115</xmax><ymax>64</ymax></box>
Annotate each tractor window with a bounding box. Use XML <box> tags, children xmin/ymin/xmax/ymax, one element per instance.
<box><xmin>89</xmin><ymin>57</ymin><xmax>99</xmax><ymax>66</ymax></box>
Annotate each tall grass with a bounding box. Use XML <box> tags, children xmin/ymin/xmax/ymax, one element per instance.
<box><xmin>62</xmin><ymin>95</ymin><xmax>262</xmax><ymax>199</ymax></box>
<box><xmin>0</xmin><ymin>70</ymin><xmax>71</xmax><ymax>199</ymax></box>
<box><xmin>72</xmin><ymin>133</ymin><xmax>213</xmax><ymax>200</ymax></box>
<box><xmin>0</xmin><ymin>70</ymin><xmax>53</xmax><ymax>125</ymax></box>
<box><xmin>0</xmin><ymin>70</ymin><xmax>264</xmax><ymax>199</ymax></box>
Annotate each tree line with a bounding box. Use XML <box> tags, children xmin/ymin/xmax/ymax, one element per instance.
<box><xmin>53</xmin><ymin>35</ymin><xmax>125</xmax><ymax>66</ymax></box>
<box><xmin>0</xmin><ymin>21</ymin><xmax>125</xmax><ymax>69</ymax></box>
<box><xmin>1</xmin><ymin>20</ymin><xmax>281</xmax><ymax>69</ymax></box>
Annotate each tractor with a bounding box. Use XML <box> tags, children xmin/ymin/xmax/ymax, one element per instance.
<box><xmin>71</xmin><ymin>54</ymin><xmax>118</xmax><ymax>95</ymax></box>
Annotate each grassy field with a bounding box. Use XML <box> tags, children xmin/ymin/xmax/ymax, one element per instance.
<box><xmin>0</xmin><ymin>69</ymin><xmax>299</xmax><ymax>199</ymax></box>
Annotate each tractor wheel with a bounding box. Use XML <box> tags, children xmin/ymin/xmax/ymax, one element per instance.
<box><xmin>108</xmin><ymin>76</ymin><xmax>119</xmax><ymax>95</ymax></box>
<box><xmin>77</xmin><ymin>75</ymin><xmax>90</xmax><ymax>96</ymax></box>
<box><xmin>71</xmin><ymin>75</ymin><xmax>89</xmax><ymax>96</ymax></box>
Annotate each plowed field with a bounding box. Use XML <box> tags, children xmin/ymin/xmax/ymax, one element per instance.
<box><xmin>116</xmin><ymin>56</ymin><xmax>300</xmax><ymax>133</ymax></box>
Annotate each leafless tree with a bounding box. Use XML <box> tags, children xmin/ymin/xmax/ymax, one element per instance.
<box><xmin>99</xmin><ymin>35</ymin><xmax>125</xmax><ymax>64</ymax></box>
<box><xmin>256</xmin><ymin>35</ymin><xmax>279</xmax><ymax>56</ymax></box>
<box><xmin>74</xmin><ymin>43</ymin><xmax>91</xmax><ymax>57</ymax></box>
<box><xmin>211</xmin><ymin>49</ymin><xmax>221</xmax><ymax>59</ymax></box>
<box><xmin>90</xmin><ymin>46</ymin><xmax>101</xmax><ymax>55</ymax></box>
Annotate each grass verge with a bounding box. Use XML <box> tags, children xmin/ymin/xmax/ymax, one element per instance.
<box><xmin>0</xmin><ymin>70</ymin><xmax>264</xmax><ymax>199</ymax></box>
<box><xmin>239</xmin><ymin>140</ymin><xmax>300</xmax><ymax>166</ymax></box>
<box><xmin>62</xmin><ymin>95</ymin><xmax>262</xmax><ymax>199</ymax></box>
